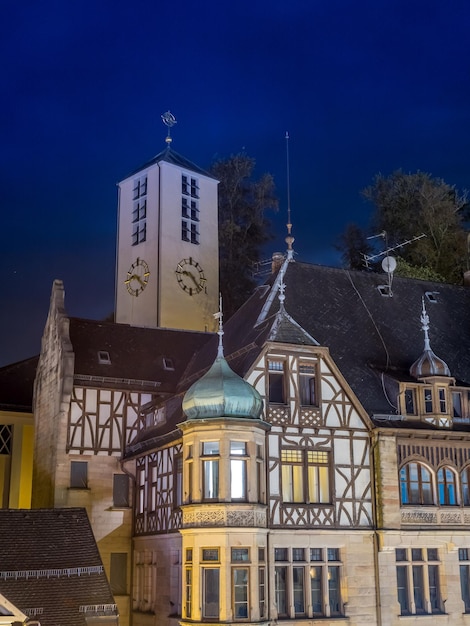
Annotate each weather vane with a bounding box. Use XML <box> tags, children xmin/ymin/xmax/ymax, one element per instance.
<box><xmin>161</xmin><ymin>111</ymin><xmax>177</xmax><ymax>145</ymax></box>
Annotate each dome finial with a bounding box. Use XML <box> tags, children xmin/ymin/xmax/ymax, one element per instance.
<box><xmin>420</xmin><ymin>297</ymin><xmax>431</xmax><ymax>351</ymax></box>
<box><xmin>213</xmin><ymin>293</ymin><xmax>224</xmax><ymax>358</ymax></box>
<box><xmin>278</xmin><ymin>267</ymin><xmax>286</xmax><ymax>311</ymax></box>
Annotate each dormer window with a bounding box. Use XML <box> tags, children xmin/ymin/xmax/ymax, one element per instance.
<box><xmin>425</xmin><ymin>291</ymin><xmax>439</xmax><ymax>303</ymax></box>
<box><xmin>98</xmin><ymin>350</ymin><xmax>111</xmax><ymax>364</ymax></box>
<box><xmin>163</xmin><ymin>357</ymin><xmax>175</xmax><ymax>371</ymax></box>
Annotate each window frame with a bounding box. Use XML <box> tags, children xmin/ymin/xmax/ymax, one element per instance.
<box><xmin>437</xmin><ymin>465</ymin><xmax>458</xmax><ymax>505</ymax></box>
<box><xmin>268</xmin><ymin>359</ymin><xmax>286</xmax><ymax>404</ymax></box>
<box><xmin>70</xmin><ymin>460</ymin><xmax>88</xmax><ymax>489</ymax></box>
<box><xmin>298</xmin><ymin>361</ymin><xmax>318</xmax><ymax>407</ymax></box>
<box><xmin>281</xmin><ymin>448</ymin><xmax>331</xmax><ymax>504</ymax></box>
<box><xmin>395</xmin><ymin>547</ymin><xmax>442</xmax><ymax>616</ymax></box>
<box><xmin>399</xmin><ymin>461</ymin><xmax>434</xmax><ymax>505</ymax></box>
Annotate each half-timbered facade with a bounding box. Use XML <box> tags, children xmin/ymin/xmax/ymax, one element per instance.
<box><xmin>17</xmin><ymin>254</ymin><xmax>470</xmax><ymax>626</ymax></box>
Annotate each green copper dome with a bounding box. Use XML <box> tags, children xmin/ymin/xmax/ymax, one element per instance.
<box><xmin>182</xmin><ymin>356</ymin><xmax>263</xmax><ymax>420</ymax></box>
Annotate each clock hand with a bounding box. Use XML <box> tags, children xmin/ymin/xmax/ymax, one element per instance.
<box><xmin>183</xmin><ymin>270</ymin><xmax>199</xmax><ymax>287</ymax></box>
<box><xmin>136</xmin><ymin>275</ymin><xmax>145</xmax><ymax>287</ymax></box>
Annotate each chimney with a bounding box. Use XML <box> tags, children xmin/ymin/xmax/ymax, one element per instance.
<box><xmin>271</xmin><ymin>252</ymin><xmax>284</xmax><ymax>274</ymax></box>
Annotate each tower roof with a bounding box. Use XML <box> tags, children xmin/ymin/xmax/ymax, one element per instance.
<box><xmin>123</xmin><ymin>146</ymin><xmax>217</xmax><ymax>181</ymax></box>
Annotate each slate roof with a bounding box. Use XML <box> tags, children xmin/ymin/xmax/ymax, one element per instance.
<box><xmin>123</xmin><ymin>146</ymin><xmax>217</xmax><ymax>180</ymax></box>
<box><xmin>69</xmin><ymin>318</ymin><xmax>213</xmax><ymax>394</ymax></box>
<box><xmin>0</xmin><ymin>356</ymin><xmax>38</xmax><ymax>412</ymax></box>
<box><xmin>171</xmin><ymin>261</ymin><xmax>470</xmax><ymax>422</ymax></box>
<box><xmin>0</xmin><ymin>508</ymin><xmax>117</xmax><ymax>626</ymax></box>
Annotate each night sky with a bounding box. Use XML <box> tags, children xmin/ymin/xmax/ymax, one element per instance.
<box><xmin>2</xmin><ymin>0</ymin><xmax>470</xmax><ymax>366</ymax></box>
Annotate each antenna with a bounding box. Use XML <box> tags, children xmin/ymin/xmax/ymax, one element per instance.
<box><xmin>363</xmin><ymin>232</ymin><xmax>426</xmax><ymax>266</ymax></box>
<box><xmin>161</xmin><ymin>111</ymin><xmax>177</xmax><ymax>145</ymax></box>
<box><xmin>285</xmin><ymin>132</ymin><xmax>294</xmax><ymax>259</ymax></box>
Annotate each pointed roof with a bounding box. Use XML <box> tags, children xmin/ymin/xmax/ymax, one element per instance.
<box><xmin>410</xmin><ymin>298</ymin><xmax>451</xmax><ymax>378</ymax></box>
<box><xmin>122</xmin><ymin>146</ymin><xmax>217</xmax><ymax>181</ymax></box>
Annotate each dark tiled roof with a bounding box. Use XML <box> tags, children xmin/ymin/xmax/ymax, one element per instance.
<box><xmin>123</xmin><ymin>147</ymin><xmax>217</xmax><ymax>180</ymax></box>
<box><xmin>181</xmin><ymin>261</ymin><xmax>470</xmax><ymax>419</ymax></box>
<box><xmin>0</xmin><ymin>356</ymin><xmax>38</xmax><ymax>412</ymax></box>
<box><xmin>69</xmin><ymin>318</ymin><xmax>213</xmax><ymax>394</ymax></box>
<box><xmin>0</xmin><ymin>508</ymin><xmax>117</xmax><ymax>626</ymax></box>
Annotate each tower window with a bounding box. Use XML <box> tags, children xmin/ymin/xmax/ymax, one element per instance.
<box><xmin>132</xmin><ymin>176</ymin><xmax>147</xmax><ymax>246</ymax></box>
<box><xmin>181</xmin><ymin>174</ymin><xmax>200</xmax><ymax>244</ymax></box>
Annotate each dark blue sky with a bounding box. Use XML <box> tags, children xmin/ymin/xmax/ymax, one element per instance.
<box><xmin>2</xmin><ymin>0</ymin><xmax>470</xmax><ymax>366</ymax></box>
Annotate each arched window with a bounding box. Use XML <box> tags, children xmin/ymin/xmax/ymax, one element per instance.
<box><xmin>462</xmin><ymin>468</ymin><xmax>470</xmax><ymax>506</ymax></box>
<box><xmin>400</xmin><ymin>462</ymin><xmax>434</xmax><ymax>505</ymax></box>
<box><xmin>437</xmin><ymin>466</ymin><xmax>458</xmax><ymax>505</ymax></box>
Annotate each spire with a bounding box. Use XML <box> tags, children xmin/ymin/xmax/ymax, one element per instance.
<box><xmin>410</xmin><ymin>297</ymin><xmax>451</xmax><ymax>379</ymax></box>
<box><xmin>214</xmin><ymin>293</ymin><xmax>224</xmax><ymax>358</ymax></box>
<box><xmin>285</xmin><ymin>132</ymin><xmax>295</xmax><ymax>260</ymax></box>
<box><xmin>161</xmin><ymin>110</ymin><xmax>177</xmax><ymax>146</ymax></box>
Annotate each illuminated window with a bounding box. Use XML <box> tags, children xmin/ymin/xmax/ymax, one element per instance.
<box><xmin>202</xmin><ymin>442</ymin><xmax>219</xmax><ymax>500</ymax></box>
<box><xmin>399</xmin><ymin>462</ymin><xmax>433</xmax><ymax>505</ymax></box>
<box><xmin>396</xmin><ymin>548</ymin><xmax>442</xmax><ymax>615</ymax></box>
<box><xmin>281</xmin><ymin>449</ymin><xmax>330</xmax><ymax>503</ymax></box>
<box><xmin>230</xmin><ymin>441</ymin><xmax>247</xmax><ymax>500</ymax></box>
<box><xmin>437</xmin><ymin>466</ymin><xmax>457</xmax><ymax>505</ymax></box>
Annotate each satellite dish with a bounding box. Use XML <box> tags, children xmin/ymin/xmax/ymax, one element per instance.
<box><xmin>382</xmin><ymin>256</ymin><xmax>397</xmax><ymax>273</ymax></box>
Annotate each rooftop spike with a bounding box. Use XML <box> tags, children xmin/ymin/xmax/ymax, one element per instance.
<box><xmin>285</xmin><ymin>132</ymin><xmax>295</xmax><ymax>259</ymax></box>
<box><xmin>161</xmin><ymin>110</ymin><xmax>177</xmax><ymax>145</ymax></box>
<box><xmin>213</xmin><ymin>293</ymin><xmax>224</xmax><ymax>358</ymax></box>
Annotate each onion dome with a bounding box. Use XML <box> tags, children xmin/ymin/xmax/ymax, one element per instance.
<box><xmin>410</xmin><ymin>298</ymin><xmax>451</xmax><ymax>379</ymax></box>
<box><xmin>182</xmin><ymin>355</ymin><xmax>263</xmax><ymax>420</ymax></box>
<box><xmin>182</xmin><ymin>295</ymin><xmax>263</xmax><ymax>420</ymax></box>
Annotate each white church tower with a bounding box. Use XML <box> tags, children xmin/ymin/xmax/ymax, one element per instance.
<box><xmin>115</xmin><ymin>112</ymin><xmax>219</xmax><ymax>332</ymax></box>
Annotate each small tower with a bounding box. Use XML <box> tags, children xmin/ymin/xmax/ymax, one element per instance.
<box><xmin>178</xmin><ymin>302</ymin><xmax>270</xmax><ymax>624</ymax></box>
<box><xmin>115</xmin><ymin>112</ymin><xmax>219</xmax><ymax>332</ymax></box>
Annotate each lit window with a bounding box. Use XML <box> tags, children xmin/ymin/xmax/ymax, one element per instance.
<box><xmin>299</xmin><ymin>363</ymin><xmax>317</xmax><ymax>406</ymax></box>
<box><xmin>399</xmin><ymin>462</ymin><xmax>433</xmax><ymax>505</ymax></box>
<box><xmin>437</xmin><ymin>466</ymin><xmax>457</xmax><ymax>505</ymax></box>
<box><xmin>202</xmin><ymin>443</ymin><xmax>219</xmax><ymax>499</ymax></box>
<box><xmin>281</xmin><ymin>449</ymin><xmax>330</xmax><ymax>503</ymax></box>
<box><xmin>268</xmin><ymin>359</ymin><xmax>285</xmax><ymax>403</ymax></box>
<box><xmin>70</xmin><ymin>461</ymin><xmax>88</xmax><ymax>489</ymax></box>
<box><xmin>230</xmin><ymin>441</ymin><xmax>247</xmax><ymax>500</ymax></box>
<box><xmin>459</xmin><ymin>549</ymin><xmax>470</xmax><ymax>612</ymax></box>
<box><xmin>396</xmin><ymin>548</ymin><xmax>442</xmax><ymax>615</ymax></box>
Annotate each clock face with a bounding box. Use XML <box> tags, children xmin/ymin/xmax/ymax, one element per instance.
<box><xmin>175</xmin><ymin>257</ymin><xmax>206</xmax><ymax>295</ymax></box>
<box><xmin>125</xmin><ymin>257</ymin><xmax>150</xmax><ymax>296</ymax></box>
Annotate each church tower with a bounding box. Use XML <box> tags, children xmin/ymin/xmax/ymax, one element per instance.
<box><xmin>115</xmin><ymin>113</ymin><xmax>219</xmax><ymax>331</ymax></box>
